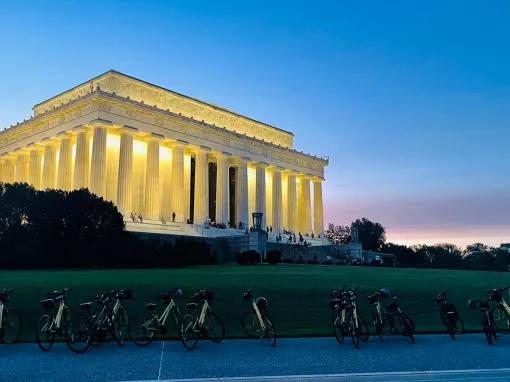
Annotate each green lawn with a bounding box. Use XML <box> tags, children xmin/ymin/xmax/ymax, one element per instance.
<box><xmin>1</xmin><ymin>264</ymin><xmax>508</xmax><ymax>341</ymax></box>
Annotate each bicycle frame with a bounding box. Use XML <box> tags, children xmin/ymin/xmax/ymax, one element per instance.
<box><xmin>0</xmin><ymin>302</ymin><xmax>3</xmax><ymax>329</ymax></box>
<box><xmin>251</xmin><ymin>299</ymin><xmax>267</xmax><ymax>331</ymax></box>
<box><xmin>54</xmin><ymin>301</ymin><xmax>65</xmax><ymax>329</ymax></box>
<box><xmin>157</xmin><ymin>299</ymin><xmax>178</xmax><ymax>326</ymax></box>
<box><xmin>198</xmin><ymin>300</ymin><xmax>209</xmax><ymax>325</ymax></box>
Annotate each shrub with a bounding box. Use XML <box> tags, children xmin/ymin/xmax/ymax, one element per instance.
<box><xmin>266</xmin><ymin>250</ymin><xmax>282</xmax><ymax>265</ymax></box>
<box><xmin>235</xmin><ymin>250</ymin><xmax>260</xmax><ymax>265</ymax></box>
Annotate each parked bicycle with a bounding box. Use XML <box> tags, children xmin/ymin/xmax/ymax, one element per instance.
<box><xmin>329</xmin><ymin>286</ymin><xmax>369</xmax><ymax>348</ymax></box>
<box><xmin>434</xmin><ymin>289</ymin><xmax>464</xmax><ymax>340</ymax></box>
<box><xmin>0</xmin><ymin>289</ymin><xmax>22</xmax><ymax>344</ymax></box>
<box><xmin>385</xmin><ymin>295</ymin><xmax>415</xmax><ymax>343</ymax></box>
<box><xmin>110</xmin><ymin>289</ymin><xmax>134</xmax><ymax>340</ymax></box>
<box><xmin>488</xmin><ymin>285</ymin><xmax>510</xmax><ymax>334</ymax></box>
<box><xmin>180</xmin><ymin>288</ymin><xmax>225</xmax><ymax>350</ymax></box>
<box><xmin>468</xmin><ymin>297</ymin><xmax>497</xmax><ymax>345</ymax></box>
<box><xmin>130</xmin><ymin>288</ymin><xmax>183</xmax><ymax>346</ymax></box>
<box><xmin>240</xmin><ymin>287</ymin><xmax>276</xmax><ymax>346</ymax></box>
<box><xmin>67</xmin><ymin>292</ymin><xmax>124</xmax><ymax>353</ymax></box>
<box><xmin>36</xmin><ymin>288</ymin><xmax>73</xmax><ymax>351</ymax></box>
<box><xmin>367</xmin><ymin>288</ymin><xmax>391</xmax><ymax>342</ymax></box>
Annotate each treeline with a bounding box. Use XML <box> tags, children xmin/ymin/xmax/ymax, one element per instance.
<box><xmin>384</xmin><ymin>242</ymin><xmax>510</xmax><ymax>272</ymax></box>
<box><xmin>0</xmin><ymin>183</ymin><xmax>215</xmax><ymax>269</ymax></box>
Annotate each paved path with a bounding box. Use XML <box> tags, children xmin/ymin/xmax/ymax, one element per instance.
<box><xmin>2</xmin><ymin>334</ymin><xmax>510</xmax><ymax>381</ymax></box>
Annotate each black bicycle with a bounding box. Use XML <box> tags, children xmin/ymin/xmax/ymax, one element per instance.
<box><xmin>67</xmin><ymin>292</ymin><xmax>124</xmax><ymax>353</ymax></box>
<box><xmin>435</xmin><ymin>289</ymin><xmax>464</xmax><ymax>340</ymax></box>
<box><xmin>367</xmin><ymin>288</ymin><xmax>390</xmax><ymax>342</ymax></box>
<box><xmin>329</xmin><ymin>286</ymin><xmax>369</xmax><ymax>348</ymax></box>
<box><xmin>468</xmin><ymin>297</ymin><xmax>497</xmax><ymax>345</ymax></box>
<box><xmin>0</xmin><ymin>288</ymin><xmax>22</xmax><ymax>344</ymax></box>
<box><xmin>385</xmin><ymin>296</ymin><xmax>415</xmax><ymax>343</ymax></box>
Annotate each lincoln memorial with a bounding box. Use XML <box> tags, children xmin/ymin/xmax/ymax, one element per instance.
<box><xmin>0</xmin><ymin>71</ymin><xmax>328</xmax><ymax>239</ymax></box>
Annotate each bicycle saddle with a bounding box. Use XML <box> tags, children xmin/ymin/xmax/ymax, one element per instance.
<box><xmin>80</xmin><ymin>302</ymin><xmax>93</xmax><ymax>310</ymax></box>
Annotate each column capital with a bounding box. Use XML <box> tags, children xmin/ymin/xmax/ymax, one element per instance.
<box><xmin>118</xmin><ymin>126</ymin><xmax>139</xmax><ymax>136</ymax></box>
<box><xmin>312</xmin><ymin>176</ymin><xmax>325</xmax><ymax>183</ymax></box>
<box><xmin>254</xmin><ymin>161</ymin><xmax>269</xmax><ymax>168</ymax></box>
<box><xmin>72</xmin><ymin>125</ymin><xmax>91</xmax><ymax>134</ymax></box>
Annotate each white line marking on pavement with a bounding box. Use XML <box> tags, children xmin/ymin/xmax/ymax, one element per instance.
<box><xmin>119</xmin><ymin>367</ymin><xmax>510</xmax><ymax>382</ymax></box>
<box><xmin>157</xmin><ymin>341</ymin><xmax>165</xmax><ymax>381</ymax></box>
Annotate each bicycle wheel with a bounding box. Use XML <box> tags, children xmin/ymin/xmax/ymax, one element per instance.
<box><xmin>401</xmin><ymin>314</ymin><xmax>415</xmax><ymax>343</ymax></box>
<box><xmin>1</xmin><ymin>310</ymin><xmax>22</xmax><ymax>344</ymax></box>
<box><xmin>332</xmin><ymin>313</ymin><xmax>344</xmax><ymax>344</ymax></box>
<box><xmin>262</xmin><ymin>316</ymin><xmax>276</xmax><ymax>347</ymax></box>
<box><xmin>110</xmin><ymin>317</ymin><xmax>124</xmax><ymax>346</ymax></box>
<box><xmin>129</xmin><ymin>311</ymin><xmax>157</xmax><ymax>347</ymax></box>
<box><xmin>357</xmin><ymin>313</ymin><xmax>370</xmax><ymax>342</ymax></box>
<box><xmin>65</xmin><ymin>313</ymin><xmax>91</xmax><ymax>354</ymax></box>
<box><xmin>376</xmin><ymin>321</ymin><xmax>384</xmax><ymax>342</ymax></box>
<box><xmin>180</xmin><ymin>313</ymin><xmax>198</xmax><ymax>350</ymax></box>
<box><xmin>348</xmin><ymin>313</ymin><xmax>360</xmax><ymax>349</ymax></box>
<box><xmin>241</xmin><ymin>311</ymin><xmax>260</xmax><ymax>338</ymax></box>
<box><xmin>36</xmin><ymin>315</ymin><xmax>55</xmax><ymax>352</ymax></box>
<box><xmin>116</xmin><ymin>307</ymin><xmax>129</xmax><ymax>328</ymax></box>
<box><xmin>492</xmin><ymin>306</ymin><xmax>510</xmax><ymax>334</ymax></box>
<box><xmin>204</xmin><ymin>312</ymin><xmax>225</xmax><ymax>343</ymax></box>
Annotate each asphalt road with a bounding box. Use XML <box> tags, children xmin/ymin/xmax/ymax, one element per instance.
<box><xmin>2</xmin><ymin>334</ymin><xmax>510</xmax><ymax>382</ymax></box>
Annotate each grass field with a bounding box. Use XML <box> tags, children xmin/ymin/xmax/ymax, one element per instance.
<box><xmin>1</xmin><ymin>264</ymin><xmax>509</xmax><ymax>342</ymax></box>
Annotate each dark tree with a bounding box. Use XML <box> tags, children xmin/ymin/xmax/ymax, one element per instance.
<box><xmin>351</xmin><ymin>218</ymin><xmax>386</xmax><ymax>251</ymax></box>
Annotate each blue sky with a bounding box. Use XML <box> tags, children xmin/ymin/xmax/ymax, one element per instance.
<box><xmin>1</xmin><ymin>1</ymin><xmax>508</xmax><ymax>247</ymax></box>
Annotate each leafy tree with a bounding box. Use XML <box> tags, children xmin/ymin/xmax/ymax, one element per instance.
<box><xmin>324</xmin><ymin>223</ymin><xmax>351</xmax><ymax>244</ymax></box>
<box><xmin>351</xmin><ymin>218</ymin><xmax>386</xmax><ymax>251</ymax></box>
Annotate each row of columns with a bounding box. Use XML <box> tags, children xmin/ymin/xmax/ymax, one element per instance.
<box><xmin>0</xmin><ymin>125</ymin><xmax>325</xmax><ymax>235</ymax></box>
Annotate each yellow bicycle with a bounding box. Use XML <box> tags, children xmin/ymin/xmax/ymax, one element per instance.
<box><xmin>241</xmin><ymin>287</ymin><xmax>276</xmax><ymax>347</ymax></box>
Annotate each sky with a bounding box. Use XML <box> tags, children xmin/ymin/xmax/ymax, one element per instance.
<box><xmin>0</xmin><ymin>1</ymin><xmax>508</xmax><ymax>248</ymax></box>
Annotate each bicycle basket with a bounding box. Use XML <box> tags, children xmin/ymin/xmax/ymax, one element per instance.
<box><xmin>41</xmin><ymin>299</ymin><xmax>56</xmax><ymax>310</ymax></box>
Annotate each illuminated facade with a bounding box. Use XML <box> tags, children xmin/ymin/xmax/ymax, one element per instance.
<box><xmin>0</xmin><ymin>71</ymin><xmax>327</xmax><ymax>235</ymax></box>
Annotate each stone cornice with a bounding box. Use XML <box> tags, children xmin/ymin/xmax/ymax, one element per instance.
<box><xmin>32</xmin><ymin>70</ymin><xmax>294</xmax><ymax>148</ymax></box>
<box><xmin>0</xmin><ymin>91</ymin><xmax>328</xmax><ymax>175</ymax></box>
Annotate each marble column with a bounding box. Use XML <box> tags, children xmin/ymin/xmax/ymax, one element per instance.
<box><xmin>57</xmin><ymin>136</ymin><xmax>73</xmax><ymax>191</ymax></box>
<box><xmin>215</xmin><ymin>153</ymin><xmax>229</xmax><ymax>225</ymax></box>
<box><xmin>313</xmin><ymin>178</ymin><xmax>324</xmax><ymax>236</ymax></box>
<box><xmin>171</xmin><ymin>144</ymin><xmax>185</xmax><ymax>222</ymax></box>
<box><xmin>255</xmin><ymin>163</ymin><xmax>267</xmax><ymax>229</ymax></box>
<box><xmin>144</xmin><ymin>138</ymin><xmax>160</xmax><ymax>220</ymax></box>
<box><xmin>193</xmin><ymin>149</ymin><xmax>209</xmax><ymax>224</ymax></box>
<box><xmin>272</xmin><ymin>169</ymin><xmax>283</xmax><ymax>234</ymax></box>
<box><xmin>29</xmin><ymin>147</ymin><xmax>43</xmax><ymax>189</ymax></box>
<box><xmin>116</xmin><ymin>130</ymin><xmax>133</xmax><ymax>215</ymax></box>
<box><xmin>287</xmin><ymin>173</ymin><xmax>297</xmax><ymax>232</ymax></box>
<box><xmin>236</xmin><ymin>159</ymin><xmax>249</xmax><ymax>229</ymax></box>
<box><xmin>15</xmin><ymin>152</ymin><xmax>29</xmax><ymax>183</ymax></box>
<box><xmin>298</xmin><ymin>176</ymin><xmax>312</xmax><ymax>235</ymax></box>
<box><xmin>73</xmin><ymin>129</ymin><xmax>90</xmax><ymax>190</ymax></box>
<box><xmin>42</xmin><ymin>143</ymin><xmax>57</xmax><ymax>189</ymax></box>
<box><xmin>89</xmin><ymin>126</ymin><xmax>107</xmax><ymax>197</ymax></box>
<box><xmin>3</xmin><ymin>158</ymin><xmax>15</xmax><ymax>184</ymax></box>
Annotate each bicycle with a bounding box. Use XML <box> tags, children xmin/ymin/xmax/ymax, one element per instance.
<box><xmin>36</xmin><ymin>288</ymin><xmax>73</xmax><ymax>351</ymax></box>
<box><xmin>240</xmin><ymin>287</ymin><xmax>276</xmax><ymax>347</ymax></box>
<box><xmin>110</xmin><ymin>289</ymin><xmax>134</xmax><ymax>341</ymax></box>
<box><xmin>385</xmin><ymin>295</ymin><xmax>415</xmax><ymax>343</ymax></box>
<box><xmin>367</xmin><ymin>288</ymin><xmax>391</xmax><ymax>342</ymax></box>
<box><xmin>67</xmin><ymin>292</ymin><xmax>124</xmax><ymax>353</ymax></box>
<box><xmin>468</xmin><ymin>298</ymin><xmax>497</xmax><ymax>345</ymax></box>
<box><xmin>180</xmin><ymin>288</ymin><xmax>225</xmax><ymax>351</ymax></box>
<box><xmin>329</xmin><ymin>286</ymin><xmax>369</xmax><ymax>348</ymax></box>
<box><xmin>487</xmin><ymin>285</ymin><xmax>510</xmax><ymax>334</ymax></box>
<box><xmin>0</xmin><ymin>288</ymin><xmax>22</xmax><ymax>344</ymax></box>
<box><xmin>130</xmin><ymin>287</ymin><xmax>183</xmax><ymax>347</ymax></box>
<box><xmin>434</xmin><ymin>289</ymin><xmax>464</xmax><ymax>340</ymax></box>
